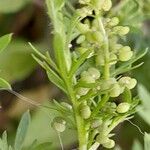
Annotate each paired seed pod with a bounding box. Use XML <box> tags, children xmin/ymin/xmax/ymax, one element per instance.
<box><xmin>76</xmin><ymin>87</ymin><xmax>89</xmax><ymax>97</ymax></box>
<box><xmin>116</xmin><ymin>102</ymin><xmax>130</xmax><ymax>113</ymax></box>
<box><xmin>118</xmin><ymin>46</ymin><xmax>133</xmax><ymax>62</ymax></box>
<box><xmin>102</xmin><ymin>139</ymin><xmax>115</xmax><ymax>149</ymax></box>
<box><xmin>51</xmin><ymin>117</ymin><xmax>66</xmax><ymax>132</ymax></box>
<box><xmin>60</xmin><ymin>102</ymin><xmax>72</xmax><ymax>110</ymax></box>
<box><xmin>113</xmin><ymin>26</ymin><xmax>130</xmax><ymax>36</ymax></box>
<box><xmin>119</xmin><ymin>77</ymin><xmax>137</xmax><ymax>89</ymax></box>
<box><xmin>109</xmin><ymin>83</ymin><xmax>121</xmax><ymax>97</ymax></box>
<box><xmin>79</xmin><ymin>0</ymin><xmax>90</xmax><ymax>4</ymax></box>
<box><xmin>80</xmin><ymin>104</ymin><xmax>91</xmax><ymax>119</ymax></box>
<box><xmin>108</xmin><ymin>17</ymin><xmax>119</xmax><ymax>26</ymax></box>
<box><xmin>91</xmin><ymin>119</ymin><xmax>103</xmax><ymax>128</ymax></box>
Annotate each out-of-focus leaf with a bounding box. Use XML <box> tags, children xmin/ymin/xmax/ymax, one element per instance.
<box><xmin>0</xmin><ymin>34</ymin><xmax>12</xmax><ymax>53</ymax></box>
<box><xmin>138</xmin><ymin>84</ymin><xmax>150</xmax><ymax>125</ymax></box>
<box><xmin>144</xmin><ymin>133</ymin><xmax>150</xmax><ymax>150</ymax></box>
<box><xmin>0</xmin><ymin>0</ymin><xmax>31</xmax><ymax>13</ymax></box>
<box><xmin>0</xmin><ymin>78</ymin><xmax>11</xmax><ymax>90</ymax></box>
<box><xmin>132</xmin><ymin>140</ymin><xmax>143</xmax><ymax>150</ymax></box>
<box><xmin>14</xmin><ymin>111</ymin><xmax>30</xmax><ymax>150</ymax></box>
<box><xmin>0</xmin><ymin>40</ymin><xmax>37</xmax><ymax>82</ymax></box>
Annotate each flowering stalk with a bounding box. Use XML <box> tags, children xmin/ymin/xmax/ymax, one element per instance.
<box><xmin>30</xmin><ymin>0</ymin><xmax>147</xmax><ymax>149</ymax></box>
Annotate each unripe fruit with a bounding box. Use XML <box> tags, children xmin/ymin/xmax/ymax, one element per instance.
<box><xmin>109</xmin><ymin>17</ymin><xmax>119</xmax><ymax>26</ymax></box>
<box><xmin>95</xmin><ymin>53</ymin><xmax>105</xmax><ymax>66</ymax></box>
<box><xmin>87</xmin><ymin>67</ymin><xmax>101</xmax><ymax>80</ymax></box>
<box><xmin>102</xmin><ymin>139</ymin><xmax>115</xmax><ymax>149</ymax></box>
<box><xmin>118</xmin><ymin>46</ymin><xmax>133</xmax><ymax>61</ymax></box>
<box><xmin>76</xmin><ymin>35</ymin><xmax>86</xmax><ymax>44</ymax></box>
<box><xmin>81</xmin><ymin>71</ymin><xmax>96</xmax><ymax>83</ymax></box>
<box><xmin>109</xmin><ymin>53</ymin><xmax>117</xmax><ymax>65</ymax></box>
<box><xmin>80</xmin><ymin>104</ymin><xmax>91</xmax><ymax>119</ymax></box>
<box><xmin>102</xmin><ymin>0</ymin><xmax>112</xmax><ymax>11</ymax></box>
<box><xmin>79</xmin><ymin>0</ymin><xmax>90</xmax><ymax>4</ymax></box>
<box><xmin>113</xmin><ymin>26</ymin><xmax>130</xmax><ymax>36</ymax></box>
<box><xmin>96</xmin><ymin>134</ymin><xmax>109</xmax><ymax>144</ymax></box>
<box><xmin>119</xmin><ymin>77</ymin><xmax>137</xmax><ymax>89</ymax></box>
<box><xmin>76</xmin><ymin>87</ymin><xmax>89</xmax><ymax>96</ymax></box>
<box><xmin>51</xmin><ymin>117</ymin><xmax>66</xmax><ymax>132</ymax></box>
<box><xmin>92</xmin><ymin>31</ymin><xmax>103</xmax><ymax>43</ymax></box>
<box><xmin>77</xmin><ymin>23</ymin><xmax>89</xmax><ymax>34</ymax></box>
<box><xmin>91</xmin><ymin>119</ymin><xmax>103</xmax><ymax>128</ymax></box>
<box><xmin>116</xmin><ymin>102</ymin><xmax>130</xmax><ymax>113</ymax></box>
<box><xmin>109</xmin><ymin>83</ymin><xmax>121</xmax><ymax>97</ymax></box>
<box><xmin>101</xmin><ymin>78</ymin><xmax>116</xmax><ymax>91</ymax></box>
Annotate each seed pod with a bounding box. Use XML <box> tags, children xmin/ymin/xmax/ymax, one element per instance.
<box><xmin>102</xmin><ymin>0</ymin><xmax>112</xmax><ymax>11</ymax></box>
<box><xmin>80</xmin><ymin>104</ymin><xmax>91</xmax><ymax>119</ymax></box>
<box><xmin>92</xmin><ymin>31</ymin><xmax>103</xmax><ymax>43</ymax></box>
<box><xmin>113</xmin><ymin>26</ymin><xmax>130</xmax><ymax>36</ymax></box>
<box><xmin>102</xmin><ymin>139</ymin><xmax>115</xmax><ymax>149</ymax></box>
<box><xmin>81</xmin><ymin>72</ymin><xmax>96</xmax><ymax>83</ymax></box>
<box><xmin>77</xmin><ymin>23</ymin><xmax>89</xmax><ymax>34</ymax></box>
<box><xmin>60</xmin><ymin>102</ymin><xmax>72</xmax><ymax>110</ymax></box>
<box><xmin>87</xmin><ymin>67</ymin><xmax>101</xmax><ymax>80</ymax></box>
<box><xmin>91</xmin><ymin>119</ymin><xmax>103</xmax><ymax>128</ymax></box>
<box><xmin>109</xmin><ymin>53</ymin><xmax>117</xmax><ymax>65</ymax></box>
<box><xmin>109</xmin><ymin>17</ymin><xmax>119</xmax><ymax>26</ymax></box>
<box><xmin>96</xmin><ymin>134</ymin><xmax>109</xmax><ymax>144</ymax></box>
<box><xmin>109</xmin><ymin>83</ymin><xmax>121</xmax><ymax>97</ymax></box>
<box><xmin>51</xmin><ymin>117</ymin><xmax>66</xmax><ymax>132</ymax></box>
<box><xmin>76</xmin><ymin>35</ymin><xmax>86</xmax><ymax>44</ymax></box>
<box><xmin>118</xmin><ymin>46</ymin><xmax>133</xmax><ymax>62</ymax></box>
<box><xmin>77</xmin><ymin>6</ymin><xmax>93</xmax><ymax>18</ymax></box>
<box><xmin>95</xmin><ymin>53</ymin><xmax>105</xmax><ymax>66</ymax></box>
<box><xmin>116</xmin><ymin>102</ymin><xmax>130</xmax><ymax>113</ymax></box>
<box><xmin>79</xmin><ymin>0</ymin><xmax>90</xmax><ymax>4</ymax></box>
<box><xmin>119</xmin><ymin>77</ymin><xmax>137</xmax><ymax>89</ymax></box>
<box><xmin>76</xmin><ymin>87</ymin><xmax>89</xmax><ymax>96</ymax></box>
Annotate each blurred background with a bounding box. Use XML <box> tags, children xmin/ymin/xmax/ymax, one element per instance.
<box><xmin>0</xmin><ymin>0</ymin><xmax>150</xmax><ymax>149</ymax></box>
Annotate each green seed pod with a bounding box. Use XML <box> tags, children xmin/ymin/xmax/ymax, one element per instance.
<box><xmin>77</xmin><ymin>6</ymin><xmax>93</xmax><ymax>18</ymax></box>
<box><xmin>91</xmin><ymin>119</ymin><xmax>103</xmax><ymax>128</ymax></box>
<box><xmin>80</xmin><ymin>104</ymin><xmax>91</xmax><ymax>119</ymax></box>
<box><xmin>109</xmin><ymin>17</ymin><xmax>119</xmax><ymax>26</ymax></box>
<box><xmin>109</xmin><ymin>53</ymin><xmax>117</xmax><ymax>65</ymax></box>
<box><xmin>113</xmin><ymin>26</ymin><xmax>130</xmax><ymax>36</ymax></box>
<box><xmin>77</xmin><ymin>23</ymin><xmax>89</xmax><ymax>34</ymax></box>
<box><xmin>60</xmin><ymin>102</ymin><xmax>72</xmax><ymax>110</ymax></box>
<box><xmin>87</xmin><ymin>67</ymin><xmax>101</xmax><ymax>80</ymax></box>
<box><xmin>96</xmin><ymin>134</ymin><xmax>109</xmax><ymax>144</ymax></box>
<box><xmin>95</xmin><ymin>53</ymin><xmax>105</xmax><ymax>66</ymax></box>
<box><xmin>76</xmin><ymin>35</ymin><xmax>86</xmax><ymax>44</ymax></box>
<box><xmin>116</xmin><ymin>102</ymin><xmax>130</xmax><ymax>113</ymax></box>
<box><xmin>101</xmin><ymin>78</ymin><xmax>116</xmax><ymax>91</ymax></box>
<box><xmin>81</xmin><ymin>71</ymin><xmax>96</xmax><ymax>83</ymax></box>
<box><xmin>51</xmin><ymin>117</ymin><xmax>66</xmax><ymax>132</ymax></box>
<box><xmin>102</xmin><ymin>0</ymin><xmax>112</xmax><ymax>11</ymax></box>
<box><xmin>118</xmin><ymin>46</ymin><xmax>133</xmax><ymax>61</ymax></box>
<box><xmin>102</xmin><ymin>139</ymin><xmax>115</xmax><ymax>149</ymax></box>
<box><xmin>109</xmin><ymin>83</ymin><xmax>121</xmax><ymax>97</ymax></box>
<box><xmin>76</xmin><ymin>87</ymin><xmax>89</xmax><ymax>96</ymax></box>
<box><xmin>119</xmin><ymin>77</ymin><xmax>137</xmax><ymax>89</ymax></box>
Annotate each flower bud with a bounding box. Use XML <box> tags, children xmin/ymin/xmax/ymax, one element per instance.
<box><xmin>119</xmin><ymin>77</ymin><xmax>137</xmax><ymax>89</ymax></box>
<box><xmin>87</xmin><ymin>67</ymin><xmax>101</xmax><ymax>80</ymax></box>
<box><xmin>80</xmin><ymin>104</ymin><xmax>91</xmax><ymax>119</ymax></box>
<box><xmin>51</xmin><ymin>117</ymin><xmax>66</xmax><ymax>132</ymax></box>
<box><xmin>113</xmin><ymin>26</ymin><xmax>130</xmax><ymax>36</ymax></box>
<box><xmin>76</xmin><ymin>35</ymin><xmax>86</xmax><ymax>44</ymax></box>
<box><xmin>102</xmin><ymin>139</ymin><xmax>115</xmax><ymax>149</ymax></box>
<box><xmin>102</xmin><ymin>0</ymin><xmax>112</xmax><ymax>11</ymax></box>
<box><xmin>116</xmin><ymin>102</ymin><xmax>130</xmax><ymax>113</ymax></box>
<box><xmin>118</xmin><ymin>46</ymin><xmax>133</xmax><ymax>61</ymax></box>
<box><xmin>109</xmin><ymin>83</ymin><xmax>121</xmax><ymax>97</ymax></box>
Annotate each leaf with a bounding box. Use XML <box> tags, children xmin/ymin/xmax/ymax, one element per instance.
<box><xmin>0</xmin><ymin>0</ymin><xmax>31</xmax><ymax>13</ymax></box>
<box><xmin>144</xmin><ymin>133</ymin><xmax>150</xmax><ymax>150</ymax></box>
<box><xmin>54</xmin><ymin>0</ymin><xmax>65</xmax><ymax>10</ymax></box>
<box><xmin>0</xmin><ymin>78</ymin><xmax>11</xmax><ymax>90</ymax></box>
<box><xmin>14</xmin><ymin>111</ymin><xmax>31</xmax><ymax>150</ymax></box>
<box><xmin>0</xmin><ymin>34</ymin><xmax>12</xmax><ymax>53</ymax></box>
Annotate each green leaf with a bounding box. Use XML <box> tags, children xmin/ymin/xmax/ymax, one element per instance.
<box><xmin>144</xmin><ymin>133</ymin><xmax>150</xmax><ymax>150</ymax></box>
<box><xmin>14</xmin><ymin>111</ymin><xmax>31</xmax><ymax>150</ymax></box>
<box><xmin>54</xmin><ymin>0</ymin><xmax>65</xmax><ymax>10</ymax></box>
<box><xmin>0</xmin><ymin>78</ymin><xmax>11</xmax><ymax>90</ymax></box>
<box><xmin>0</xmin><ymin>34</ymin><xmax>12</xmax><ymax>53</ymax></box>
